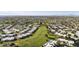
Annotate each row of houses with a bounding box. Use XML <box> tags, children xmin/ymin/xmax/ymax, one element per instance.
<box><xmin>17</xmin><ymin>24</ymin><xmax>40</xmax><ymax>39</ymax></box>
<box><xmin>43</xmin><ymin>38</ymin><xmax>74</xmax><ymax>47</ymax></box>
<box><xmin>0</xmin><ymin>24</ymin><xmax>40</xmax><ymax>41</ymax></box>
<box><xmin>0</xmin><ymin>24</ymin><xmax>20</xmax><ymax>41</ymax></box>
<box><xmin>0</xmin><ymin>33</ymin><xmax>17</xmax><ymax>41</ymax></box>
<box><xmin>48</xmin><ymin>24</ymin><xmax>79</xmax><ymax>39</ymax></box>
<box><xmin>2</xmin><ymin>24</ymin><xmax>20</xmax><ymax>34</ymax></box>
<box><xmin>44</xmin><ymin>24</ymin><xmax>79</xmax><ymax>47</ymax></box>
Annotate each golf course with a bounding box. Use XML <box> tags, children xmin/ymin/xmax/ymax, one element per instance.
<box><xmin>1</xmin><ymin>24</ymin><xmax>51</xmax><ymax>47</ymax></box>
<box><xmin>15</xmin><ymin>24</ymin><xmax>48</xmax><ymax>47</ymax></box>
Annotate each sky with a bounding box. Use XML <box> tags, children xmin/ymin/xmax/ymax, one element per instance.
<box><xmin>0</xmin><ymin>11</ymin><xmax>79</xmax><ymax>16</ymax></box>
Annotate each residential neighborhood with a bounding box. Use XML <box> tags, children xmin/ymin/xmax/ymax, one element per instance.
<box><xmin>0</xmin><ymin>16</ymin><xmax>79</xmax><ymax>47</ymax></box>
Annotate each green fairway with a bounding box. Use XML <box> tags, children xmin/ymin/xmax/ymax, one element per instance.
<box><xmin>47</xmin><ymin>32</ymin><xmax>59</xmax><ymax>40</ymax></box>
<box><xmin>14</xmin><ymin>25</ymin><xmax>48</xmax><ymax>47</ymax></box>
<box><xmin>1</xmin><ymin>24</ymin><xmax>58</xmax><ymax>47</ymax></box>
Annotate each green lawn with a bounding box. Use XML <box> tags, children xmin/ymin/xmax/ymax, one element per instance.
<box><xmin>14</xmin><ymin>25</ymin><xmax>48</xmax><ymax>47</ymax></box>
<box><xmin>47</xmin><ymin>32</ymin><xmax>59</xmax><ymax>40</ymax></box>
<box><xmin>1</xmin><ymin>24</ymin><xmax>58</xmax><ymax>47</ymax></box>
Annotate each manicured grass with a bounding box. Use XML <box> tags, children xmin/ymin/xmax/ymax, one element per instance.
<box><xmin>1</xmin><ymin>25</ymin><xmax>58</xmax><ymax>47</ymax></box>
<box><xmin>14</xmin><ymin>25</ymin><xmax>48</xmax><ymax>47</ymax></box>
<box><xmin>47</xmin><ymin>33</ymin><xmax>59</xmax><ymax>40</ymax></box>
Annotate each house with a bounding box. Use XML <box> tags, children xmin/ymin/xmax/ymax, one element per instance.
<box><xmin>17</xmin><ymin>32</ymin><xmax>32</xmax><ymax>39</ymax></box>
<box><xmin>43</xmin><ymin>40</ymin><xmax>57</xmax><ymax>47</ymax></box>
<box><xmin>75</xmin><ymin>31</ymin><xmax>79</xmax><ymax>37</ymax></box>
<box><xmin>6</xmin><ymin>34</ymin><xmax>17</xmax><ymax>37</ymax></box>
<box><xmin>55</xmin><ymin>32</ymin><xmax>66</xmax><ymax>37</ymax></box>
<box><xmin>70</xmin><ymin>35</ymin><xmax>79</xmax><ymax>41</ymax></box>
<box><xmin>1</xmin><ymin>37</ymin><xmax>15</xmax><ymax>41</ymax></box>
<box><xmin>57</xmin><ymin>38</ymin><xmax>68</xmax><ymax>42</ymax></box>
<box><xmin>6</xmin><ymin>25</ymin><xmax>13</xmax><ymax>29</ymax></box>
<box><xmin>17</xmin><ymin>34</ymin><xmax>23</xmax><ymax>39</ymax></box>
<box><xmin>43</xmin><ymin>42</ymin><xmax>53</xmax><ymax>47</ymax></box>
<box><xmin>3</xmin><ymin>29</ymin><xmax>12</xmax><ymax>34</ymax></box>
<box><xmin>66</xmin><ymin>40</ymin><xmax>74</xmax><ymax>46</ymax></box>
<box><xmin>1</xmin><ymin>34</ymin><xmax>7</xmax><ymax>38</ymax></box>
<box><xmin>50</xmin><ymin>29</ymin><xmax>55</xmax><ymax>34</ymax></box>
<box><xmin>20</xmin><ymin>27</ymin><xmax>30</xmax><ymax>34</ymax></box>
<box><xmin>12</xmin><ymin>28</ymin><xmax>20</xmax><ymax>32</ymax></box>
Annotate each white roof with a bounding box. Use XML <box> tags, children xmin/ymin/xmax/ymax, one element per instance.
<box><xmin>55</xmin><ymin>32</ymin><xmax>66</xmax><ymax>37</ymax></box>
<box><xmin>66</xmin><ymin>40</ymin><xmax>74</xmax><ymax>46</ymax></box>
<box><xmin>12</xmin><ymin>28</ymin><xmax>20</xmax><ymax>32</ymax></box>
<box><xmin>28</xmin><ymin>27</ymin><xmax>37</xmax><ymax>33</ymax></box>
<box><xmin>76</xmin><ymin>31</ymin><xmax>79</xmax><ymax>37</ymax></box>
<box><xmin>1</xmin><ymin>37</ymin><xmax>15</xmax><ymax>41</ymax></box>
<box><xmin>3</xmin><ymin>29</ymin><xmax>11</xmax><ymax>33</ymax></box>
<box><xmin>50</xmin><ymin>29</ymin><xmax>55</xmax><ymax>32</ymax></box>
<box><xmin>57</xmin><ymin>38</ymin><xmax>68</xmax><ymax>42</ymax></box>
<box><xmin>1</xmin><ymin>34</ymin><xmax>7</xmax><ymax>37</ymax></box>
<box><xmin>6</xmin><ymin>25</ymin><xmax>12</xmax><ymax>29</ymax></box>
<box><xmin>43</xmin><ymin>40</ymin><xmax>56</xmax><ymax>47</ymax></box>
<box><xmin>70</xmin><ymin>36</ymin><xmax>78</xmax><ymax>40</ymax></box>
<box><xmin>67</xmin><ymin>40</ymin><xmax>74</xmax><ymax>44</ymax></box>
<box><xmin>44</xmin><ymin>42</ymin><xmax>53</xmax><ymax>47</ymax></box>
<box><xmin>17</xmin><ymin>33</ymin><xmax>31</xmax><ymax>39</ymax></box>
<box><xmin>20</xmin><ymin>27</ymin><xmax>30</xmax><ymax>34</ymax></box>
<box><xmin>17</xmin><ymin>35</ymin><xmax>23</xmax><ymax>38</ymax></box>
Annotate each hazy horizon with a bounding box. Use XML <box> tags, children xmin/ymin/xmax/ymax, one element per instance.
<box><xmin>0</xmin><ymin>11</ymin><xmax>79</xmax><ymax>16</ymax></box>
